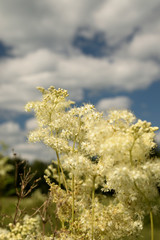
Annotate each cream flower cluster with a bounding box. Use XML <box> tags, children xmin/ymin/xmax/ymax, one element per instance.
<box><xmin>79</xmin><ymin>201</ymin><xmax>142</xmax><ymax>240</ymax></box>
<box><xmin>25</xmin><ymin>86</ymin><xmax>102</xmax><ymax>154</ymax></box>
<box><xmin>83</xmin><ymin>110</ymin><xmax>160</xmax><ymax>216</ymax></box>
<box><xmin>24</xmin><ymin>86</ymin><xmax>160</xmax><ymax>239</ymax></box>
<box><xmin>0</xmin><ymin>215</ymin><xmax>52</xmax><ymax>240</ymax></box>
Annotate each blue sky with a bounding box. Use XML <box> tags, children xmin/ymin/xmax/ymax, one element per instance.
<box><xmin>0</xmin><ymin>0</ymin><xmax>160</xmax><ymax>161</ymax></box>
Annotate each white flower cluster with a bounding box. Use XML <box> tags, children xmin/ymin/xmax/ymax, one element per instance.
<box><xmin>83</xmin><ymin>110</ymin><xmax>160</xmax><ymax>216</ymax></box>
<box><xmin>79</xmin><ymin>201</ymin><xmax>142</xmax><ymax>240</ymax></box>
<box><xmin>0</xmin><ymin>215</ymin><xmax>52</xmax><ymax>240</ymax></box>
<box><xmin>24</xmin><ymin>86</ymin><xmax>160</xmax><ymax>239</ymax></box>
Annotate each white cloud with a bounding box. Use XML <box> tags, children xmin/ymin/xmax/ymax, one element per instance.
<box><xmin>93</xmin><ymin>0</ymin><xmax>160</xmax><ymax>45</ymax></box>
<box><xmin>0</xmin><ymin>122</ymin><xmax>23</xmax><ymax>146</ymax></box>
<box><xmin>15</xmin><ymin>142</ymin><xmax>55</xmax><ymax>163</ymax></box>
<box><xmin>155</xmin><ymin>131</ymin><xmax>160</xmax><ymax>145</ymax></box>
<box><xmin>1</xmin><ymin>0</ymin><xmax>160</xmax><ymax>160</ymax></box>
<box><xmin>125</xmin><ymin>33</ymin><xmax>160</xmax><ymax>61</ymax></box>
<box><xmin>0</xmin><ymin>49</ymin><xmax>159</xmax><ymax>112</ymax></box>
<box><xmin>0</xmin><ymin>0</ymin><xmax>98</xmax><ymax>56</ymax></box>
<box><xmin>96</xmin><ymin>96</ymin><xmax>132</xmax><ymax>112</ymax></box>
<box><xmin>0</xmin><ymin>121</ymin><xmax>55</xmax><ymax>162</ymax></box>
<box><xmin>25</xmin><ymin>118</ymin><xmax>38</xmax><ymax>130</ymax></box>
<box><xmin>0</xmin><ymin>1</ymin><xmax>160</xmax><ymax>102</ymax></box>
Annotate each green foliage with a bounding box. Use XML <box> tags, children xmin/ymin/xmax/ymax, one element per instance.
<box><xmin>30</xmin><ymin>160</ymin><xmax>50</xmax><ymax>194</ymax></box>
<box><xmin>0</xmin><ymin>156</ymin><xmax>50</xmax><ymax>196</ymax></box>
<box><xmin>0</xmin><ymin>154</ymin><xmax>14</xmax><ymax>196</ymax></box>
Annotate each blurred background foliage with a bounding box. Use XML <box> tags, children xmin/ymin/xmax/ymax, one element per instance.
<box><xmin>0</xmin><ymin>140</ymin><xmax>160</xmax><ymax>197</ymax></box>
<box><xmin>0</xmin><ymin>141</ymin><xmax>50</xmax><ymax>197</ymax></box>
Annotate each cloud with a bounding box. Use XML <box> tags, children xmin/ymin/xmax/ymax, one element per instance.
<box><xmin>0</xmin><ymin>1</ymin><xmax>160</xmax><ymax>99</ymax></box>
<box><xmin>1</xmin><ymin>0</ymin><xmax>160</xmax><ymax>160</ymax></box>
<box><xmin>124</xmin><ymin>33</ymin><xmax>160</xmax><ymax>61</ymax></box>
<box><xmin>155</xmin><ymin>131</ymin><xmax>160</xmax><ymax>145</ymax></box>
<box><xmin>1</xmin><ymin>0</ymin><xmax>160</xmax><ymax>60</ymax></box>
<box><xmin>0</xmin><ymin>0</ymin><xmax>99</xmax><ymax>56</ymax></box>
<box><xmin>93</xmin><ymin>0</ymin><xmax>160</xmax><ymax>45</ymax></box>
<box><xmin>96</xmin><ymin>96</ymin><xmax>132</xmax><ymax>112</ymax></box>
<box><xmin>25</xmin><ymin>118</ymin><xmax>38</xmax><ymax>130</ymax></box>
<box><xmin>0</xmin><ymin>122</ymin><xmax>24</xmax><ymax>146</ymax></box>
<box><xmin>0</xmin><ymin>120</ymin><xmax>55</xmax><ymax>162</ymax></box>
<box><xmin>1</xmin><ymin>49</ymin><xmax>159</xmax><ymax>113</ymax></box>
<box><xmin>15</xmin><ymin>143</ymin><xmax>55</xmax><ymax>163</ymax></box>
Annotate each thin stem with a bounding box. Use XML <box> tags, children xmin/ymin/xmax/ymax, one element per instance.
<box><xmin>42</xmin><ymin>221</ymin><xmax>45</xmax><ymax>236</ymax></box>
<box><xmin>150</xmin><ymin>211</ymin><xmax>154</xmax><ymax>240</ymax></box>
<box><xmin>71</xmin><ymin>173</ymin><xmax>75</xmax><ymax>233</ymax></box>
<box><xmin>53</xmin><ymin>130</ymin><xmax>68</xmax><ymax>191</ymax></box>
<box><xmin>134</xmin><ymin>182</ymin><xmax>154</xmax><ymax>240</ymax></box>
<box><xmin>61</xmin><ymin>220</ymin><xmax>65</xmax><ymax>229</ymax></box>
<box><xmin>77</xmin><ymin>117</ymin><xmax>82</xmax><ymax>151</ymax></box>
<box><xmin>57</xmin><ymin>155</ymin><xmax>61</xmax><ymax>187</ymax></box>
<box><xmin>73</xmin><ymin>138</ymin><xmax>76</xmax><ymax>151</ymax></box>
<box><xmin>129</xmin><ymin>138</ymin><xmax>137</xmax><ymax>166</ymax></box>
<box><xmin>92</xmin><ymin>176</ymin><xmax>96</xmax><ymax>240</ymax></box>
<box><xmin>70</xmin><ymin>135</ymin><xmax>77</xmax><ymax>235</ymax></box>
<box><xmin>56</xmin><ymin>150</ymin><xmax>68</xmax><ymax>193</ymax></box>
<box><xmin>13</xmin><ymin>196</ymin><xmax>21</xmax><ymax>224</ymax></box>
<box><xmin>133</xmin><ymin>181</ymin><xmax>150</xmax><ymax>204</ymax></box>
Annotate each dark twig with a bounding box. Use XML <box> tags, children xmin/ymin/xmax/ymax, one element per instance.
<box><xmin>12</xmin><ymin>153</ymin><xmax>41</xmax><ymax>225</ymax></box>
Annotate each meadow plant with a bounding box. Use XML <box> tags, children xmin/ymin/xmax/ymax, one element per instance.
<box><xmin>0</xmin><ymin>86</ymin><xmax>160</xmax><ymax>239</ymax></box>
<box><xmin>25</xmin><ymin>86</ymin><xmax>159</xmax><ymax>239</ymax></box>
<box><xmin>0</xmin><ymin>215</ymin><xmax>53</xmax><ymax>240</ymax></box>
<box><xmin>13</xmin><ymin>159</ymin><xmax>41</xmax><ymax>225</ymax></box>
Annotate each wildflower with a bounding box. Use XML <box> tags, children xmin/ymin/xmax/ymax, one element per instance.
<box><xmin>25</xmin><ymin>87</ymin><xmax>160</xmax><ymax>240</ymax></box>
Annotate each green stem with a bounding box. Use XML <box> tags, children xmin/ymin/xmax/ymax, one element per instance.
<box><xmin>72</xmin><ymin>173</ymin><xmax>75</xmax><ymax>232</ymax></box>
<box><xmin>61</xmin><ymin>220</ymin><xmax>65</xmax><ymax>229</ymax></box>
<box><xmin>129</xmin><ymin>138</ymin><xmax>137</xmax><ymax>166</ymax></box>
<box><xmin>150</xmin><ymin>211</ymin><xmax>154</xmax><ymax>240</ymax></box>
<box><xmin>133</xmin><ymin>181</ymin><xmax>150</xmax><ymax>205</ymax></box>
<box><xmin>77</xmin><ymin>118</ymin><xmax>82</xmax><ymax>151</ymax></box>
<box><xmin>134</xmin><ymin>181</ymin><xmax>154</xmax><ymax>240</ymax></box>
<box><xmin>56</xmin><ymin>150</ymin><xmax>68</xmax><ymax>193</ymax></box>
<box><xmin>71</xmin><ymin>135</ymin><xmax>77</xmax><ymax>234</ymax></box>
<box><xmin>92</xmin><ymin>176</ymin><xmax>96</xmax><ymax>240</ymax></box>
<box><xmin>56</xmin><ymin>154</ymin><xmax>61</xmax><ymax>187</ymax></box>
<box><xmin>73</xmin><ymin>138</ymin><xmax>76</xmax><ymax>151</ymax></box>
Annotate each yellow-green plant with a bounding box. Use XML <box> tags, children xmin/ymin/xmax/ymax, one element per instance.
<box><xmin>0</xmin><ymin>215</ymin><xmax>53</xmax><ymax>240</ymax></box>
<box><xmin>24</xmin><ymin>86</ymin><xmax>160</xmax><ymax>240</ymax></box>
<box><xmin>1</xmin><ymin>86</ymin><xmax>159</xmax><ymax>240</ymax></box>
